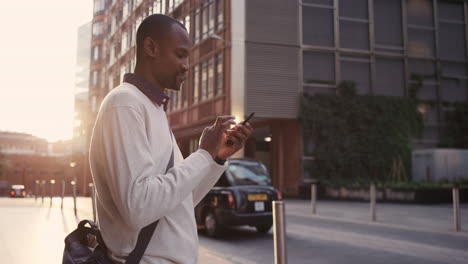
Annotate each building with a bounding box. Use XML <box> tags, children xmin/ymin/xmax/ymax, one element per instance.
<box><xmin>74</xmin><ymin>22</ymin><xmax>92</xmax><ymax>156</ymax></box>
<box><xmin>88</xmin><ymin>0</ymin><xmax>468</xmax><ymax>196</ymax></box>
<box><xmin>0</xmin><ymin>132</ymin><xmax>76</xmax><ymax>196</ymax></box>
<box><xmin>0</xmin><ymin>132</ymin><xmax>48</xmax><ymax>156</ymax></box>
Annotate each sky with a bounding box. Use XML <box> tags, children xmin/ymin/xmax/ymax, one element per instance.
<box><xmin>0</xmin><ymin>0</ymin><xmax>93</xmax><ymax>142</ymax></box>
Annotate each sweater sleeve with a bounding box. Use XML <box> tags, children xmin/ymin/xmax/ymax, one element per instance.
<box><xmin>192</xmin><ymin>164</ymin><xmax>226</xmax><ymax>206</ymax></box>
<box><xmin>90</xmin><ymin>106</ymin><xmax>225</xmax><ymax>230</ymax></box>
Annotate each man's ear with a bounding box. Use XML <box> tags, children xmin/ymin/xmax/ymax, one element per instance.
<box><xmin>143</xmin><ymin>37</ymin><xmax>158</xmax><ymax>58</ymax></box>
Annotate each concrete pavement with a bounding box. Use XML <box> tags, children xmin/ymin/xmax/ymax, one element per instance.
<box><xmin>1</xmin><ymin>197</ymin><xmax>467</xmax><ymax>263</ymax></box>
<box><xmin>0</xmin><ymin>197</ymin><xmax>234</xmax><ymax>264</ymax></box>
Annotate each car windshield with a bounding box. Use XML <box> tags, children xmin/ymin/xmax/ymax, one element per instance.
<box><xmin>227</xmin><ymin>161</ymin><xmax>271</xmax><ymax>186</ymax></box>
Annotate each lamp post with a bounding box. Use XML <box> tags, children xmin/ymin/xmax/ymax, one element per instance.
<box><xmin>70</xmin><ymin>162</ymin><xmax>77</xmax><ymax>216</ymax></box>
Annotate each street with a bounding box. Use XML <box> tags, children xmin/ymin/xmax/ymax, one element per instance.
<box><xmin>0</xmin><ymin>197</ymin><xmax>467</xmax><ymax>263</ymax></box>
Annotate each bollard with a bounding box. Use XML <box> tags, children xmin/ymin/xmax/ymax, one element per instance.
<box><xmin>41</xmin><ymin>181</ymin><xmax>45</xmax><ymax>204</ymax></box>
<box><xmin>370</xmin><ymin>184</ymin><xmax>376</xmax><ymax>222</ymax></box>
<box><xmin>61</xmin><ymin>180</ymin><xmax>65</xmax><ymax>210</ymax></box>
<box><xmin>72</xmin><ymin>181</ymin><xmax>77</xmax><ymax>216</ymax></box>
<box><xmin>34</xmin><ymin>180</ymin><xmax>39</xmax><ymax>201</ymax></box>
<box><xmin>453</xmin><ymin>188</ymin><xmax>461</xmax><ymax>231</ymax></box>
<box><xmin>311</xmin><ymin>184</ymin><xmax>317</xmax><ymax>214</ymax></box>
<box><xmin>90</xmin><ymin>183</ymin><xmax>97</xmax><ymax>222</ymax></box>
<box><xmin>273</xmin><ymin>201</ymin><xmax>287</xmax><ymax>264</ymax></box>
<box><xmin>50</xmin><ymin>180</ymin><xmax>55</xmax><ymax>207</ymax></box>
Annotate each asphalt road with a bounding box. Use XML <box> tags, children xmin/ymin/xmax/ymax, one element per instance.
<box><xmin>0</xmin><ymin>197</ymin><xmax>467</xmax><ymax>264</ymax></box>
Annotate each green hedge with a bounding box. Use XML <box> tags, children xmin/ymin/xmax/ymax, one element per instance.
<box><xmin>300</xmin><ymin>81</ymin><xmax>423</xmax><ymax>185</ymax></box>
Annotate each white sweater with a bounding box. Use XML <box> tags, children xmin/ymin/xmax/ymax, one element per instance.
<box><xmin>89</xmin><ymin>82</ymin><xmax>226</xmax><ymax>264</ymax></box>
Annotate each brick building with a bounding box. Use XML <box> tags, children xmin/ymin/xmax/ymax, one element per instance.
<box><xmin>86</xmin><ymin>0</ymin><xmax>468</xmax><ymax>196</ymax></box>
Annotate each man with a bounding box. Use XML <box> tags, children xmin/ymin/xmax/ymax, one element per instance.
<box><xmin>89</xmin><ymin>14</ymin><xmax>252</xmax><ymax>263</ymax></box>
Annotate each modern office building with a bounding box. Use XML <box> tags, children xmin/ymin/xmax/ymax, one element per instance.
<box><xmin>74</xmin><ymin>22</ymin><xmax>92</xmax><ymax>156</ymax></box>
<box><xmin>88</xmin><ymin>0</ymin><xmax>468</xmax><ymax>196</ymax></box>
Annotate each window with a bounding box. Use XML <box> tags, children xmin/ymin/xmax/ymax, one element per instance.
<box><xmin>303</xmin><ymin>0</ymin><xmax>333</xmax><ymax>4</ymax></box>
<box><xmin>91</xmin><ymin>96</ymin><xmax>97</xmax><ymax>113</ymax></box>
<box><xmin>408</xmin><ymin>59</ymin><xmax>438</xmax><ymax>100</ymax></box>
<box><xmin>374</xmin><ymin>0</ymin><xmax>403</xmax><ymax>51</ymax></box>
<box><xmin>202</xmin><ymin>2</ymin><xmax>209</xmax><ymax>40</ymax></box>
<box><xmin>439</xmin><ymin>23</ymin><xmax>466</xmax><ymax>60</ymax></box>
<box><xmin>407</xmin><ymin>27</ymin><xmax>435</xmax><ymax>57</ymax></box>
<box><xmin>193</xmin><ymin>65</ymin><xmax>199</xmax><ymax>102</ymax></box>
<box><xmin>153</xmin><ymin>0</ymin><xmax>161</xmax><ymax>13</ymax></box>
<box><xmin>440</xmin><ymin>62</ymin><xmax>468</xmax><ymax>101</ymax></box>
<box><xmin>201</xmin><ymin>61</ymin><xmax>208</xmax><ymax>100</ymax></box>
<box><xmin>216</xmin><ymin>0</ymin><xmax>224</xmax><ymax>31</ymax></box>
<box><xmin>341</xmin><ymin>56</ymin><xmax>371</xmax><ymax>94</ymax></box>
<box><xmin>92</xmin><ymin>45</ymin><xmax>101</xmax><ymax>61</ymax></box>
<box><xmin>208</xmin><ymin>57</ymin><xmax>214</xmax><ymax>98</ymax></box>
<box><xmin>215</xmin><ymin>52</ymin><xmax>223</xmax><ymax>95</ymax></box>
<box><xmin>209</xmin><ymin>0</ymin><xmax>215</xmax><ymax>35</ymax></box>
<box><xmin>339</xmin><ymin>0</ymin><xmax>369</xmax><ymax>50</ymax></box>
<box><xmin>375</xmin><ymin>58</ymin><xmax>405</xmax><ymax>96</ymax></box>
<box><xmin>303</xmin><ymin>52</ymin><xmax>335</xmax><ymax>85</ymax></box>
<box><xmin>340</xmin><ymin>20</ymin><xmax>369</xmax><ymax>50</ymax></box>
<box><xmin>134</xmin><ymin>0</ymin><xmax>143</xmax><ymax>9</ymax></box>
<box><xmin>161</xmin><ymin>0</ymin><xmax>166</xmax><ymax>14</ymax></box>
<box><xmin>438</xmin><ymin>0</ymin><xmax>466</xmax><ymax>61</ymax></box>
<box><xmin>194</xmin><ymin>8</ymin><xmax>200</xmax><ymax>44</ymax></box>
<box><xmin>92</xmin><ymin>21</ymin><xmax>104</xmax><ymax>36</ymax></box>
<box><xmin>438</xmin><ymin>0</ymin><xmax>464</xmax><ymax>21</ymax></box>
<box><xmin>340</xmin><ymin>0</ymin><xmax>368</xmax><ymax>19</ymax></box>
<box><xmin>123</xmin><ymin>0</ymin><xmax>129</xmax><ymax>18</ymax></box>
<box><xmin>180</xmin><ymin>82</ymin><xmax>187</xmax><ymax>108</ymax></box>
<box><xmin>94</xmin><ymin>0</ymin><xmax>105</xmax><ymax>14</ymax></box>
<box><xmin>407</xmin><ymin>0</ymin><xmax>434</xmax><ymax>26</ymax></box>
<box><xmin>407</xmin><ymin>0</ymin><xmax>435</xmax><ymax>58</ymax></box>
<box><xmin>184</xmin><ymin>15</ymin><xmax>190</xmax><ymax>35</ymax></box>
<box><xmin>91</xmin><ymin>70</ymin><xmax>100</xmax><ymax>87</ymax></box>
<box><xmin>302</xmin><ymin>5</ymin><xmax>334</xmax><ymax>46</ymax></box>
<box><xmin>121</xmin><ymin>30</ymin><xmax>128</xmax><ymax>53</ymax></box>
<box><xmin>189</xmin><ymin>138</ymin><xmax>199</xmax><ymax>153</ymax></box>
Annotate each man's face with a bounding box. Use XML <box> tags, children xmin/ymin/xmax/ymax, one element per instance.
<box><xmin>153</xmin><ymin>24</ymin><xmax>190</xmax><ymax>91</ymax></box>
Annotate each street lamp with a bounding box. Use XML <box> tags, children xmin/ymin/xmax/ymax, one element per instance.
<box><xmin>71</xmin><ymin>180</ymin><xmax>77</xmax><ymax>216</ymax></box>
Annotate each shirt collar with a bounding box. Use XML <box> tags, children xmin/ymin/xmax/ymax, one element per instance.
<box><xmin>123</xmin><ymin>73</ymin><xmax>170</xmax><ymax>111</ymax></box>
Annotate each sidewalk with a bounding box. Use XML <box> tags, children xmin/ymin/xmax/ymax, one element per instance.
<box><xmin>68</xmin><ymin>197</ymin><xmax>236</xmax><ymax>264</ymax></box>
<box><xmin>285</xmin><ymin>199</ymin><xmax>468</xmax><ymax>233</ymax></box>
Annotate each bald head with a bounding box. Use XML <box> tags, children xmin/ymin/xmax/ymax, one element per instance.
<box><xmin>136</xmin><ymin>14</ymin><xmax>187</xmax><ymax>59</ymax></box>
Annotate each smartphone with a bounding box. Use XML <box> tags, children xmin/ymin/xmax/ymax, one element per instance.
<box><xmin>241</xmin><ymin>112</ymin><xmax>255</xmax><ymax>125</ymax></box>
<box><xmin>226</xmin><ymin>112</ymin><xmax>255</xmax><ymax>145</ymax></box>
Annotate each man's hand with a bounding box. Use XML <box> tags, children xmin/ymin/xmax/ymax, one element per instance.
<box><xmin>199</xmin><ymin>116</ymin><xmax>236</xmax><ymax>159</ymax></box>
<box><xmin>216</xmin><ymin>122</ymin><xmax>253</xmax><ymax>160</ymax></box>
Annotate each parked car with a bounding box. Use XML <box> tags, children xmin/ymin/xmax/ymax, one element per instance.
<box><xmin>10</xmin><ymin>185</ymin><xmax>26</xmax><ymax>198</ymax></box>
<box><xmin>195</xmin><ymin>158</ymin><xmax>282</xmax><ymax>237</ymax></box>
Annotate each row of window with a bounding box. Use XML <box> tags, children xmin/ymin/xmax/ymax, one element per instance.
<box><xmin>167</xmin><ymin>52</ymin><xmax>224</xmax><ymax>112</ymax></box>
<box><xmin>193</xmin><ymin>0</ymin><xmax>224</xmax><ymax>44</ymax></box>
<box><xmin>94</xmin><ymin>1</ymin><xmax>221</xmax><ymax>66</ymax></box>
<box><xmin>302</xmin><ymin>0</ymin><xmax>467</xmax><ymax>61</ymax></box>
<box><xmin>303</xmin><ymin>50</ymin><xmax>468</xmax><ymax>102</ymax></box>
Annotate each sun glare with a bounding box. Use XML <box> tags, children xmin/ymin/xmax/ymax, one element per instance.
<box><xmin>0</xmin><ymin>1</ymin><xmax>93</xmax><ymax>142</ymax></box>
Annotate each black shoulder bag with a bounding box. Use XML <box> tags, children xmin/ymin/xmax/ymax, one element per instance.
<box><xmin>63</xmin><ymin>133</ymin><xmax>175</xmax><ymax>264</ymax></box>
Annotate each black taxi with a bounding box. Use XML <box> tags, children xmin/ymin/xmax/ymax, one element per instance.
<box><xmin>195</xmin><ymin>158</ymin><xmax>282</xmax><ymax>237</ymax></box>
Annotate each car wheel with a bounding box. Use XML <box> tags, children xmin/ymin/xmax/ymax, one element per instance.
<box><xmin>255</xmin><ymin>224</ymin><xmax>272</xmax><ymax>233</ymax></box>
<box><xmin>204</xmin><ymin>211</ymin><xmax>223</xmax><ymax>238</ymax></box>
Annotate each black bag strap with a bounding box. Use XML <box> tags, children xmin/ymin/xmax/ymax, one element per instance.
<box><xmin>125</xmin><ymin>128</ymin><xmax>175</xmax><ymax>264</ymax></box>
